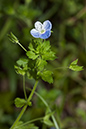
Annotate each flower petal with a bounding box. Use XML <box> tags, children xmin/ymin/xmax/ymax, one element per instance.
<box><xmin>43</xmin><ymin>20</ymin><xmax>52</xmax><ymax>30</ymax></box>
<box><xmin>35</xmin><ymin>21</ymin><xmax>43</xmax><ymax>32</ymax></box>
<box><xmin>39</xmin><ymin>30</ymin><xmax>51</xmax><ymax>39</ymax></box>
<box><xmin>30</xmin><ymin>29</ymin><xmax>40</xmax><ymax>38</ymax></box>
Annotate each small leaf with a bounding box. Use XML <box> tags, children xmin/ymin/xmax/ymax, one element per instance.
<box><xmin>26</xmin><ymin>51</ymin><xmax>38</xmax><ymax>60</ymax></box>
<box><xmin>40</xmin><ymin>70</ymin><xmax>53</xmax><ymax>83</ymax></box>
<box><xmin>43</xmin><ymin>119</ymin><xmax>53</xmax><ymax>126</ymax></box>
<box><xmin>42</xmin><ymin>40</ymin><xmax>51</xmax><ymax>51</ymax></box>
<box><xmin>69</xmin><ymin>59</ymin><xmax>83</xmax><ymax>71</ymax></box>
<box><xmin>14</xmin><ymin>65</ymin><xmax>26</xmax><ymax>75</ymax></box>
<box><xmin>14</xmin><ymin>121</ymin><xmax>39</xmax><ymax>129</ymax></box>
<box><xmin>27</xmin><ymin>101</ymin><xmax>32</xmax><ymax>106</ymax></box>
<box><xmin>43</xmin><ymin>111</ymin><xmax>54</xmax><ymax>126</ymax></box>
<box><xmin>71</xmin><ymin>59</ymin><xmax>78</xmax><ymax>65</ymax></box>
<box><xmin>69</xmin><ymin>65</ymin><xmax>83</xmax><ymax>71</ymax></box>
<box><xmin>17</xmin><ymin>58</ymin><xmax>28</xmax><ymax>67</ymax></box>
<box><xmin>14</xmin><ymin>98</ymin><xmax>26</xmax><ymax>108</ymax></box>
<box><xmin>36</xmin><ymin>59</ymin><xmax>47</xmax><ymax>70</ymax></box>
<box><xmin>42</xmin><ymin>51</ymin><xmax>56</xmax><ymax>61</ymax></box>
<box><xmin>27</xmin><ymin>71</ymin><xmax>33</xmax><ymax>79</ymax></box>
<box><xmin>14</xmin><ymin>121</ymin><xmax>23</xmax><ymax>129</ymax></box>
<box><xmin>28</xmin><ymin>43</ymin><xmax>35</xmax><ymax>52</ymax></box>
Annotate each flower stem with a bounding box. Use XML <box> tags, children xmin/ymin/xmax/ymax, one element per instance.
<box><xmin>23</xmin><ymin>75</ymin><xmax>27</xmax><ymax>100</ymax></box>
<box><xmin>17</xmin><ymin>41</ymin><xmax>27</xmax><ymax>52</ymax></box>
<box><xmin>27</xmin><ymin>80</ymin><xmax>38</xmax><ymax>102</ymax></box>
<box><xmin>10</xmin><ymin>80</ymin><xmax>38</xmax><ymax>129</ymax></box>
<box><xmin>10</xmin><ymin>105</ymin><xmax>27</xmax><ymax>129</ymax></box>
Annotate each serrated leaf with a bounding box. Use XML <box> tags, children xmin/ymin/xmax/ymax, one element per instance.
<box><xmin>14</xmin><ymin>98</ymin><xmax>26</xmax><ymax>108</ymax></box>
<box><xmin>36</xmin><ymin>58</ymin><xmax>47</xmax><ymax>70</ymax></box>
<box><xmin>40</xmin><ymin>70</ymin><xmax>53</xmax><ymax>83</ymax></box>
<box><xmin>42</xmin><ymin>40</ymin><xmax>51</xmax><ymax>51</ymax></box>
<box><xmin>17</xmin><ymin>58</ymin><xmax>28</xmax><ymax>67</ymax></box>
<box><xmin>42</xmin><ymin>51</ymin><xmax>56</xmax><ymax>61</ymax></box>
<box><xmin>28</xmin><ymin>43</ymin><xmax>35</xmax><ymax>52</ymax></box>
<box><xmin>26</xmin><ymin>51</ymin><xmax>38</xmax><ymax>60</ymax></box>
<box><xmin>69</xmin><ymin>59</ymin><xmax>83</xmax><ymax>71</ymax></box>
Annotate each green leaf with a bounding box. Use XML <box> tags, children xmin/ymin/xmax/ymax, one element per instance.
<box><xmin>71</xmin><ymin>59</ymin><xmax>78</xmax><ymax>65</ymax></box>
<box><xmin>15</xmin><ymin>58</ymin><xmax>28</xmax><ymax>75</ymax></box>
<box><xmin>43</xmin><ymin>111</ymin><xmax>54</xmax><ymax>126</ymax></box>
<box><xmin>69</xmin><ymin>59</ymin><xmax>83</xmax><ymax>71</ymax></box>
<box><xmin>42</xmin><ymin>51</ymin><xmax>56</xmax><ymax>61</ymax></box>
<box><xmin>14</xmin><ymin>121</ymin><xmax>39</xmax><ymax>129</ymax></box>
<box><xmin>28</xmin><ymin>43</ymin><xmax>35</xmax><ymax>52</ymax></box>
<box><xmin>36</xmin><ymin>58</ymin><xmax>47</xmax><ymax>71</ymax></box>
<box><xmin>14</xmin><ymin>98</ymin><xmax>26</xmax><ymax>108</ymax></box>
<box><xmin>14</xmin><ymin>65</ymin><xmax>26</xmax><ymax>75</ymax></box>
<box><xmin>14</xmin><ymin>121</ymin><xmax>23</xmax><ymax>129</ymax></box>
<box><xmin>27</xmin><ymin>101</ymin><xmax>32</xmax><ymax>106</ymax></box>
<box><xmin>17</xmin><ymin>58</ymin><xmax>28</xmax><ymax>67</ymax></box>
<box><xmin>27</xmin><ymin>71</ymin><xmax>33</xmax><ymax>79</ymax></box>
<box><xmin>42</xmin><ymin>40</ymin><xmax>51</xmax><ymax>51</ymax></box>
<box><xmin>26</xmin><ymin>51</ymin><xmax>38</xmax><ymax>60</ymax></box>
<box><xmin>40</xmin><ymin>70</ymin><xmax>53</xmax><ymax>83</ymax></box>
<box><xmin>43</xmin><ymin>118</ymin><xmax>53</xmax><ymax>126</ymax></box>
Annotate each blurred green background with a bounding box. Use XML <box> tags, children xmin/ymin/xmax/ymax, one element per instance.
<box><xmin>0</xmin><ymin>0</ymin><xmax>86</xmax><ymax>129</ymax></box>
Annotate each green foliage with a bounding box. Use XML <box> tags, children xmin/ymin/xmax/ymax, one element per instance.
<box><xmin>27</xmin><ymin>40</ymin><xmax>56</xmax><ymax>61</ymax></box>
<box><xmin>15</xmin><ymin>97</ymin><xmax>32</xmax><ymax>108</ymax></box>
<box><xmin>26</xmin><ymin>51</ymin><xmax>38</xmax><ymax>60</ymax></box>
<box><xmin>16</xmin><ymin>58</ymin><xmax>28</xmax><ymax>67</ymax></box>
<box><xmin>0</xmin><ymin>0</ymin><xmax>86</xmax><ymax>129</ymax></box>
<box><xmin>14</xmin><ymin>121</ymin><xmax>38</xmax><ymax>129</ymax></box>
<box><xmin>43</xmin><ymin>110</ymin><xmax>54</xmax><ymax>126</ymax></box>
<box><xmin>14</xmin><ymin>58</ymin><xmax>28</xmax><ymax>75</ymax></box>
<box><xmin>36</xmin><ymin>59</ymin><xmax>47</xmax><ymax>71</ymax></box>
<box><xmin>15</xmin><ymin>39</ymin><xmax>56</xmax><ymax>83</ymax></box>
<box><xmin>14</xmin><ymin>65</ymin><xmax>26</xmax><ymax>75</ymax></box>
<box><xmin>14</xmin><ymin>98</ymin><xmax>26</xmax><ymax>108</ymax></box>
<box><xmin>38</xmin><ymin>70</ymin><xmax>53</xmax><ymax>84</ymax></box>
<box><xmin>42</xmin><ymin>51</ymin><xmax>56</xmax><ymax>60</ymax></box>
<box><xmin>69</xmin><ymin>59</ymin><xmax>83</xmax><ymax>71</ymax></box>
<box><xmin>8</xmin><ymin>32</ymin><xmax>19</xmax><ymax>44</ymax></box>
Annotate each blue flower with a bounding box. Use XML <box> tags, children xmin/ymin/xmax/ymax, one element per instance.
<box><xmin>30</xmin><ymin>20</ymin><xmax>52</xmax><ymax>39</ymax></box>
